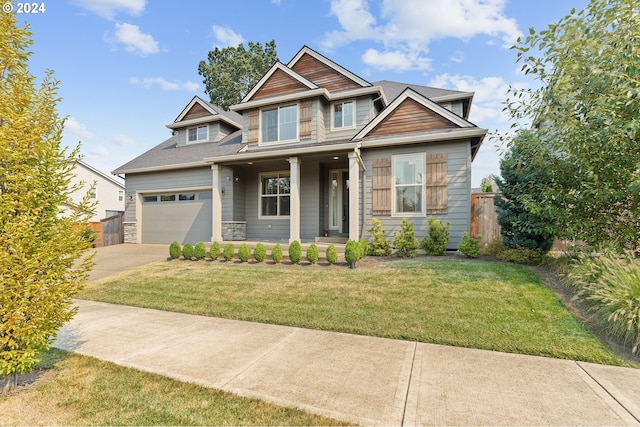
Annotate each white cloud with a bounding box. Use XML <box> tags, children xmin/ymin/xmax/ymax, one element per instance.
<box><xmin>362</xmin><ymin>48</ymin><xmax>431</xmax><ymax>71</ymax></box>
<box><xmin>212</xmin><ymin>25</ymin><xmax>245</xmax><ymax>48</ymax></box>
<box><xmin>129</xmin><ymin>76</ymin><xmax>199</xmax><ymax>92</ymax></box>
<box><xmin>450</xmin><ymin>51</ymin><xmax>465</xmax><ymax>63</ymax></box>
<box><xmin>108</xmin><ymin>23</ymin><xmax>159</xmax><ymax>56</ymax></box>
<box><xmin>113</xmin><ymin>134</ymin><xmax>138</xmax><ymax>147</ymax></box>
<box><xmin>64</xmin><ymin>117</ymin><xmax>94</xmax><ymax>141</ymax></box>
<box><xmin>90</xmin><ymin>145</ymin><xmax>110</xmax><ymax>157</ymax></box>
<box><xmin>71</xmin><ymin>0</ymin><xmax>145</xmax><ymax>20</ymax></box>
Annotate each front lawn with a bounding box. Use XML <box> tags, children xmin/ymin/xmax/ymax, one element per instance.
<box><xmin>78</xmin><ymin>258</ymin><xmax>621</xmax><ymax>365</ymax></box>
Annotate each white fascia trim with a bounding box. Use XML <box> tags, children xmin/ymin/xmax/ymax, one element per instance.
<box><xmin>174</xmin><ymin>96</ymin><xmax>219</xmax><ymax>123</ymax></box>
<box><xmin>204</xmin><ymin>141</ymin><xmax>357</xmax><ymax>164</ymax></box>
<box><xmin>241</xmin><ymin>62</ymin><xmax>318</xmax><ymax>103</ymax></box>
<box><xmin>327</xmin><ymin>86</ymin><xmax>382</xmax><ymax>101</ymax></box>
<box><xmin>430</xmin><ymin>92</ymin><xmax>475</xmax><ymax>103</ymax></box>
<box><xmin>231</xmin><ymin>88</ymin><xmax>329</xmax><ymax>111</ymax></box>
<box><xmin>166</xmin><ymin>115</ymin><xmax>241</xmax><ymax>130</ymax></box>
<box><xmin>78</xmin><ymin>160</ymin><xmax>125</xmax><ymax>188</ymax></box>
<box><xmin>359</xmin><ymin>128</ymin><xmax>488</xmax><ymax>149</ymax></box>
<box><xmin>112</xmin><ymin>161</ymin><xmax>210</xmax><ymax>175</ymax></box>
<box><xmin>287</xmin><ymin>46</ymin><xmax>371</xmax><ymax>88</ymax></box>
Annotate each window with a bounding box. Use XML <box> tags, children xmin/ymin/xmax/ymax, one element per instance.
<box><xmin>393</xmin><ymin>154</ymin><xmax>424</xmax><ymax>215</ymax></box>
<box><xmin>260</xmin><ymin>172</ymin><xmax>290</xmax><ymax>217</ymax></box>
<box><xmin>143</xmin><ymin>195</ymin><xmax>158</xmax><ymax>203</ymax></box>
<box><xmin>187</xmin><ymin>125</ymin><xmax>208</xmax><ymax>143</ymax></box>
<box><xmin>333</xmin><ymin>101</ymin><xmax>354</xmax><ymax>129</ymax></box>
<box><xmin>118</xmin><ymin>190</ymin><xmax>124</xmax><ymax>202</ymax></box>
<box><xmin>178</xmin><ymin>193</ymin><xmax>195</xmax><ymax>201</ymax></box>
<box><xmin>261</xmin><ymin>105</ymin><xmax>298</xmax><ymax>143</ymax></box>
<box><xmin>160</xmin><ymin>194</ymin><xmax>176</xmax><ymax>202</ymax></box>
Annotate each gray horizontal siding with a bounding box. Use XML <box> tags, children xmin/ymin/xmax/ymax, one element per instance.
<box><xmin>324</xmin><ymin>97</ymin><xmax>374</xmax><ymax>141</ymax></box>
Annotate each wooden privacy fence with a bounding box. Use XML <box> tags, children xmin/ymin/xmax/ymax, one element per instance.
<box><xmin>471</xmin><ymin>193</ymin><xmax>500</xmax><ymax>245</ymax></box>
<box><xmin>101</xmin><ymin>213</ymin><xmax>124</xmax><ymax>247</ymax></box>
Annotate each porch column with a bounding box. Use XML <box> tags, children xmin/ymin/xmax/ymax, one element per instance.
<box><xmin>288</xmin><ymin>157</ymin><xmax>300</xmax><ymax>243</ymax></box>
<box><xmin>211</xmin><ymin>163</ymin><xmax>223</xmax><ymax>242</ymax></box>
<box><xmin>348</xmin><ymin>152</ymin><xmax>360</xmax><ymax>241</ymax></box>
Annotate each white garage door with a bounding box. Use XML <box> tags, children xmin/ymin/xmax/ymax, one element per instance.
<box><xmin>141</xmin><ymin>191</ymin><xmax>212</xmax><ymax>244</ymax></box>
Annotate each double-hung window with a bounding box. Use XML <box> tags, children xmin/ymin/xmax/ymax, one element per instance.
<box><xmin>393</xmin><ymin>154</ymin><xmax>425</xmax><ymax>215</ymax></box>
<box><xmin>333</xmin><ymin>100</ymin><xmax>354</xmax><ymax>129</ymax></box>
<box><xmin>260</xmin><ymin>172</ymin><xmax>290</xmax><ymax>217</ymax></box>
<box><xmin>261</xmin><ymin>105</ymin><xmax>298</xmax><ymax>143</ymax></box>
<box><xmin>188</xmin><ymin>125</ymin><xmax>208</xmax><ymax>143</ymax></box>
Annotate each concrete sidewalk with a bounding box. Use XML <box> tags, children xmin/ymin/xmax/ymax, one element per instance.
<box><xmin>55</xmin><ymin>299</ymin><xmax>640</xmax><ymax>426</ymax></box>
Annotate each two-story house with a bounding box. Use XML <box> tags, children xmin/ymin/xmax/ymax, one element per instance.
<box><xmin>113</xmin><ymin>46</ymin><xmax>487</xmax><ymax>248</ymax></box>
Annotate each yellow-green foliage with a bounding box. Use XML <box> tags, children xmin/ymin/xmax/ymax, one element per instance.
<box><xmin>238</xmin><ymin>243</ymin><xmax>250</xmax><ymax>262</ymax></box>
<box><xmin>193</xmin><ymin>242</ymin><xmax>207</xmax><ymax>260</ymax></box>
<box><xmin>306</xmin><ymin>244</ymin><xmax>319</xmax><ymax>264</ymax></box>
<box><xmin>271</xmin><ymin>244</ymin><xmax>283</xmax><ymax>263</ymax></box>
<box><xmin>0</xmin><ymin>13</ymin><xmax>94</xmax><ymax>390</ymax></box>
<box><xmin>222</xmin><ymin>244</ymin><xmax>235</xmax><ymax>262</ymax></box>
<box><xmin>253</xmin><ymin>243</ymin><xmax>266</xmax><ymax>262</ymax></box>
<box><xmin>209</xmin><ymin>242</ymin><xmax>220</xmax><ymax>260</ymax></box>
<box><xmin>326</xmin><ymin>244</ymin><xmax>338</xmax><ymax>265</ymax></box>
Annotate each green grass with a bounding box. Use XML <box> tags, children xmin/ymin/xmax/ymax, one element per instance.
<box><xmin>0</xmin><ymin>348</ymin><xmax>347</xmax><ymax>426</ymax></box>
<box><xmin>78</xmin><ymin>257</ymin><xmax>622</xmax><ymax>365</ymax></box>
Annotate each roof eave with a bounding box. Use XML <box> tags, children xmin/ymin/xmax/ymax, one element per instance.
<box><xmin>204</xmin><ymin>141</ymin><xmax>357</xmax><ymax>164</ymax></box>
<box><xmin>112</xmin><ymin>161</ymin><xmax>211</xmax><ymax>175</ymax></box>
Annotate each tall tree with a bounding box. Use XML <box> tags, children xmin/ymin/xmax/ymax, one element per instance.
<box><xmin>502</xmin><ymin>0</ymin><xmax>640</xmax><ymax>250</ymax></box>
<box><xmin>198</xmin><ymin>40</ymin><xmax>278</xmax><ymax>110</ymax></box>
<box><xmin>0</xmin><ymin>12</ymin><xmax>94</xmax><ymax>392</ymax></box>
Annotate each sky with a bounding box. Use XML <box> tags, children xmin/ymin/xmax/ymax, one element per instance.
<box><xmin>14</xmin><ymin>0</ymin><xmax>590</xmax><ymax>187</ymax></box>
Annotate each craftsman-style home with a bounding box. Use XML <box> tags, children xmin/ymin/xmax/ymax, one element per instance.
<box><xmin>113</xmin><ymin>46</ymin><xmax>486</xmax><ymax>248</ymax></box>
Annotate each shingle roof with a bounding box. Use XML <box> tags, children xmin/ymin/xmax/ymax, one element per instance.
<box><xmin>373</xmin><ymin>80</ymin><xmax>471</xmax><ymax>104</ymax></box>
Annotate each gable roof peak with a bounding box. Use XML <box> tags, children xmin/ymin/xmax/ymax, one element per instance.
<box><xmin>288</xmin><ymin>45</ymin><xmax>371</xmax><ymax>88</ymax></box>
<box><xmin>239</xmin><ymin>61</ymin><xmax>318</xmax><ymax>104</ymax></box>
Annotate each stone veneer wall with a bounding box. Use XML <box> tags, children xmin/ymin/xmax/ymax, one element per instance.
<box><xmin>222</xmin><ymin>221</ymin><xmax>246</xmax><ymax>241</ymax></box>
<box><xmin>123</xmin><ymin>222</ymin><xmax>137</xmax><ymax>244</ymax></box>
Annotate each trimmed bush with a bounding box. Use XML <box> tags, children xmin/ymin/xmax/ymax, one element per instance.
<box><xmin>421</xmin><ymin>218</ymin><xmax>450</xmax><ymax>256</ymax></box>
<box><xmin>253</xmin><ymin>243</ymin><xmax>267</xmax><ymax>262</ymax></box>
<box><xmin>169</xmin><ymin>241</ymin><xmax>181</xmax><ymax>259</ymax></box>
<box><xmin>458</xmin><ymin>232</ymin><xmax>481</xmax><ymax>258</ymax></box>
<box><xmin>194</xmin><ymin>242</ymin><xmax>207</xmax><ymax>260</ymax></box>
<box><xmin>326</xmin><ymin>244</ymin><xmax>338</xmax><ymax>265</ymax></box>
<box><xmin>367</xmin><ymin>218</ymin><xmax>392</xmax><ymax>256</ymax></box>
<box><xmin>345</xmin><ymin>240</ymin><xmax>359</xmax><ymax>268</ymax></box>
<box><xmin>288</xmin><ymin>240</ymin><xmax>302</xmax><ymax>264</ymax></box>
<box><xmin>393</xmin><ymin>218</ymin><xmax>419</xmax><ymax>258</ymax></box>
<box><xmin>222</xmin><ymin>243</ymin><xmax>235</xmax><ymax>262</ymax></box>
<box><xmin>271</xmin><ymin>244</ymin><xmax>283</xmax><ymax>263</ymax></box>
<box><xmin>497</xmin><ymin>247</ymin><xmax>547</xmax><ymax>265</ymax></box>
<box><xmin>306</xmin><ymin>244</ymin><xmax>319</xmax><ymax>264</ymax></box>
<box><xmin>238</xmin><ymin>243</ymin><xmax>251</xmax><ymax>262</ymax></box>
<box><xmin>357</xmin><ymin>239</ymin><xmax>368</xmax><ymax>260</ymax></box>
<box><xmin>209</xmin><ymin>242</ymin><xmax>221</xmax><ymax>260</ymax></box>
<box><xmin>182</xmin><ymin>242</ymin><xmax>194</xmax><ymax>260</ymax></box>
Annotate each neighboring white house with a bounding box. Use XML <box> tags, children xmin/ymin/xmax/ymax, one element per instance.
<box><xmin>69</xmin><ymin>160</ymin><xmax>125</xmax><ymax>222</ymax></box>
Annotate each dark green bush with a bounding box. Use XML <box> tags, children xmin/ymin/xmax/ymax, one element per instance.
<box><xmin>271</xmin><ymin>244</ymin><xmax>283</xmax><ymax>263</ymax></box>
<box><xmin>194</xmin><ymin>242</ymin><xmax>207</xmax><ymax>260</ymax></box>
<box><xmin>238</xmin><ymin>243</ymin><xmax>251</xmax><ymax>262</ymax></box>
<box><xmin>345</xmin><ymin>240</ymin><xmax>359</xmax><ymax>268</ymax></box>
<box><xmin>222</xmin><ymin>243</ymin><xmax>235</xmax><ymax>262</ymax></box>
<box><xmin>393</xmin><ymin>218</ymin><xmax>419</xmax><ymax>258</ymax></box>
<box><xmin>182</xmin><ymin>242</ymin><xmax>194</xmax><ymax>260</ymax></box>
<box><xmin>209</xmin><ymin>242</ymin><xmax>220</xmax><ymax>260</ymax></box>
<box><xmin>253</xmin><ymin>243</ymin><xmax>267</xmax><ymax>262</ymax></box>
<box><xmin>367</xmin><ymin>218</ymin><xmax>391</xmax><ymax>256</ymax></box>
<box><xmin>81</xmin><ymin>227</ymin><xmax>97</xmax><ymax>248</ymax></box>
<box><xmin>169</xmin><ymin>241</ymin><xmax>181</xmax><ymax>259</ymax></box>
<box><xmin>421</xmin><ymin>218</ymin><xmax>450</xmax><ymax>256</ymax></box>
<box><xmin>497</xmin><ymin>247</ymin><xmax>547</xmax><ymax>265</ymax></box>
<box><xmin>288</xmin><ymin>240</ymin><xmax>302</xmax><ymax>264</ymax></box>
<box><xmin>458</xmin><ymin>232</ymin><xmax>481</xmax><ymax>258</ymax></box>
<box><xmin>326</xmin><ymin>244</ymin><xmax>338</xmax><ymax>265</ymax></box>
<box><xmin>306</xmin><ymin>243</ymin><xmax>319</xmax><ymax>264</ymax></box>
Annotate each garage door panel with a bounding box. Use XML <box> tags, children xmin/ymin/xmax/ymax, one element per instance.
<box><xmin>142</xmin><ymin>198</ymin><xmax>212</xmax><ymax>244</ymax></box>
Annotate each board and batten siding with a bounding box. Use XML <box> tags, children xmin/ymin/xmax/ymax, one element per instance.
<box><xmin>361</xmin><ymin>141</ymin><xmax>472</xmax><ymax>249</ymax></box>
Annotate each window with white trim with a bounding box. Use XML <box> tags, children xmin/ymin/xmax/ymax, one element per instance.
<box><xmin>261</xmin><ymin>105</ymin><xmax>298</xmax><ymax>143</ymax></box>
<box><xmin>118</xmin><ymin>190</ymin><xmax>124</xmax><ymax>202</ymax></box>
<box><xmin>393</xmin><ymin>154</ymin><xmax>425</xmax><ymax>215</ymax></box>
<box><xmin>259</xmin><ymin>172</ymin><xmax>290</xmax><ymax>217</ymax></box>
<box><xmin>332</xmin><ymin>100</ymin><xmax>354</xmax><ymax>129</ymax></box>
<box><xmin>187</xmin><ymin>125</ymin><xmax>208</xmax><ymax>143</ymax></box>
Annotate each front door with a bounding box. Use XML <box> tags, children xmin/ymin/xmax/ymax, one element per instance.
<box><xmin>329</xmin><ymin>170</ymin><xmax>349</xmax><ymax>234</ymax></box>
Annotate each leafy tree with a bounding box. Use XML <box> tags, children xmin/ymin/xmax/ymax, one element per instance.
<box><xmin>503</xmin><ymin>0</ymin><xmax>640</xmax><ymax>251</ymax></box>
<box><xmin>198</xmin><ymin>40</ymin><xmax>278</xmax><ymax>110</ymax></box>
<box><xmin>0</xmin><ymin>13</ymin><xmax>94</xmax><ymax>393</ymax></box>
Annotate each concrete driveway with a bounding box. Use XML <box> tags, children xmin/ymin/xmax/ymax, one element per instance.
<box><xmin>87</xmin><ymin>243</ymin><xmax>168</xmax><ymax>281</ymax></box>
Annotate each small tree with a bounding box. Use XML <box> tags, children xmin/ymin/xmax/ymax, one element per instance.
<box><xmin>367</xmin><ymin>218</ymin><xmax>392</xmax><ymax>256</ymax></box>
<box><xmin>421</xmin><ymin>218</ymin><xmax>450</xmax><ymax>256</ymax></box>
<box><xmin>222</xmin><ymin>243</ymin><xmax>235</xmax><ymax>262</ymax></box>
<box><xmin>393</xmin><ymin>219</ymin><xmax>419</xmax><ymax>258</ymax></box>
<box><xmin>288</xmin><ymin>240</ymin><xmax>302</xmax><ymax>264</ymax></box>
<box><xmin>169</xmin><ymin>241</ymin><xmax>181</xmax><ymax>259</ymax></box>
<box><xmin>194</xmin><ymin>242</ymin><xmax>207</xmax><ymax>260</ymax></box>
<box><xmin>326</xmin><ymin>244</ymin><xmax>338</xmax><ymax>265</ymax></box>
<box><xmin>253</xmin><ymin>243</ymin><xmax>267</xmax><ymax>262</ymax></box>
<box><xmin>238</xmin><ymin>243</ymin><xmax>251</xmax><ymax>262</ymax></box>
<box><xmin>306</xmin><ymin>244</ymin><xmax>319</xmax><ymax>264</ymax></box>
<box><xmin>271</xmin><ymin>244</ymin><xmax>283</xmax><ymax>263</ymax></box>
<box><xmin>209</xmin><ymin>242</ymin><xmax>221</xmax><ymax>260</ymax></box>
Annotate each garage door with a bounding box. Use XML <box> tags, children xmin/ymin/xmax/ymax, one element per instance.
<box><xmin>141</xmin><ymin>191</ymin><xmax>212</xmax><ymax>244</ymax></box>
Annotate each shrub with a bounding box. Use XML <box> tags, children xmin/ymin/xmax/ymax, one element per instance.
<box><xmin>81</xmin><ymin>227</ymin><xmax>97</xmax><ymax>248</ymax></box>
<box><xmin>479</xmin><ymin>238</ymin><xmax>505</xmax><ymax>257</ymax></box>
<box><xmin>421</xmin><ymin>218</ymin><xmax>450</xmax><ymax>256</ymax></box>
<box><xmin>497</xmin><ymin>247</ymin><xmax>547</xmax><ymax>265</ymax></box>
<box><xmin>458</xmin><ymin>232</ymin><xmax>481</xmax><ymax>258</ymax></box>
<box><xmin>345</xmin><ymin>240</ymin><xmax>360</xmax><ymax>268</ymax></box>
<box><xmin>393</xmin><ymin>218</ymin><xmax>419</xmax><ymax>258</ymax></box>
<box><xmin>357</xmin><ymin>239</ymin><xmax>368</xmax><ymax>260</ymax></box>
<box><xmin>306</xmin><ymin>244</ymin><xmax>319</xmax><ymax>264</ymax></box>
<box><xmin>209</xmin><ymin>242</ymin><xmax>220</xmax><ymax>260</ymax></box>
<box><xmin>253</xmin><ymin>243</ymin><xmax>267</xmax><ymax>262</ymax></box>
<box><xmin>271</xmin><ymin>244</ymin><xmax>283</xmax><ymax>263</ymax></box>
<box><xmin>238</xmin><ymin>243</ymin><xmax>251</xmax><ymax>262</ymax></box>
<box><xmin>326</xmin><ymin>244</ymin><xmax>338</xmax><ymax>265</ymax></box>
<box><xmin>182</xmin><ymin>242</ymin><xmax>194</xmax><ymax>260</ymax></box>
<box><xmin>367</xmin><ymin>218</ymin><xmax>392</xmax><ymax>256</ymax></box>
<box><xmin>288</xmin><ymin>240</ymin><xmax>302</xmax><ymax>264</ymax></box>
<box><xmin>222</xmin><ymin>243</ymin><xmax>235</xmax><ymax>262</ymax></box>
<box><xmin>566</xmin><ymin>251</ymin><xmax>640</xmax><ymax>353</ymax></box>
<box><xmin>194</xmin><ymin>242</ymin><xmax>207</xmax><ymax>260</ymax></box>
<box><xmin>169</xmin><ymin>241</ymin><xmax>181</xmax><ymax>259</ymax></box>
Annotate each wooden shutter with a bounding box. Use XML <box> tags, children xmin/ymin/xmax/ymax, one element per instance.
<box><xmin>426</xmin><ymin>153</ymin><xmax>448</xmax><ymax>214</ymax></box>
<box><xmin>247</xmin><ymin>109</ymin><xmax>259</xmax><ymax>145</ymax></box>
<box><xmin>372</xmin><ymin>158</ymin><xmax>391</xmax><ymax>215</ymax></box>
<box><xmin>299</xmin><ymin>100</ymin><xmax>312</xmax><ymax>139</ymax></box>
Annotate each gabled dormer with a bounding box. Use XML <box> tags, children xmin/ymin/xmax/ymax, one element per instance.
<box><xmin>167</xmin><ymin>96</ymin><xmax>242</xmax><ymax>147</ymax></box>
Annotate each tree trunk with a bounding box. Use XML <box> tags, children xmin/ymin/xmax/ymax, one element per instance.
<box><xmin>1</xmin><ymin>372</ymin><xmax>18</xmax><ymax>394</ymax></box>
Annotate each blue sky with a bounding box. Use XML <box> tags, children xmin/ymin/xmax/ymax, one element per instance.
<box><xmin>17</xmin><ymin>0</ymin><xmax>588</xmax><ymax>187</ymax></box>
